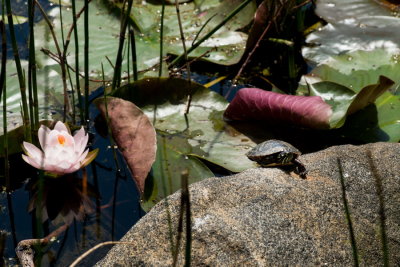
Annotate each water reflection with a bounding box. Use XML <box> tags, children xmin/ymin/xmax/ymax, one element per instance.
<box><xmin>28</xmin><ymin>173</ymin><xmax>98</xmax><ymax>225</ymax></box>
<box><xmin>0</xmin><ymin>116</ymin><xmax>143</xmax><ymax>266</ymax></box>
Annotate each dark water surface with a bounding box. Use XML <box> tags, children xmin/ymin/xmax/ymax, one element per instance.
<box><xmin>0</xmin><ymin>100</ymin><xmax>144</xmax><ymax>265</ymax></box>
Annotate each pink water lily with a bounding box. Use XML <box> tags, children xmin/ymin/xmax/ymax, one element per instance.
<box><xmin>22</xmin><ymin>121</ymin><xmax>98</xmax><ymax>175</ymax></box>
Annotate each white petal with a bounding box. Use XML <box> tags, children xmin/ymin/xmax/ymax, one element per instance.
<box><xmin>76</xmin><ymin>134</ymin><xmax>88</xmax><ymax>156</ymax></box>
<box><xmin>77</xmin><ymin>149</ymin><xmax>89</xmax><ymax>163</ymax></box>
<box><xmin>38</xmin><ymin>125</ymin><xmax>51</xmax><ymax>150</ymax></box>
<box><xmin>54</xmin><ymin>121</ymin><xmax>69</xmax><ymax>133</ymax></box>
<box><xmin>23</xmin><ymin>142</ymin><xmax>44</xmax><ymax>160</ymax></box>
<box><xmin>22</xmin><ymin>154</ymin><xmax>42</xmax><ymax>169</ymax></box>
<box><xmin>73</xmin><ymin>127</ymin><xmax>85</xmax><ymax>145</ymax></box>
<box><xmin>74</xmin><ymin>128</ymin><xmax>88</xmax><ymax>153</ymax></box>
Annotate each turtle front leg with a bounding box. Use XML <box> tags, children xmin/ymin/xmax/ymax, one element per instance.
<box><xmin>294</xmin><ymin>158</ymin><xmax>307</xmax><ymax>179</ymax></box>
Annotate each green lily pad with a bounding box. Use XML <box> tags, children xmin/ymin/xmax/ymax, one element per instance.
<box><xmin>300</xmin><ymin>50</ymin><xmax>400</xmax><ymax>142</ymax></box>
<box><xmin>316</xmin><ymin>0</ymin><xmax>395</xmax><ymax>24</ymax></box>
<box><xmin>305</xmin><ymin>49</ymin><xmax>400</xmax><ymax>92</ymax></box>
<box><xmin>141</xmin><ymin>133</ymin><xmax>214</xmax><ymax>212</ymax></box>
<box><xmin>111</xmin><ymin>77</ymin><xmax>258</xmax><ymax>172</ymax></box>
<box><xmin>106</xmin><ymin>0</ymin><xmax>256</xmax><ymax>66</ymax></box>
<box><xmin>303</xmin><ymin>0</ymin><xmax>400</xmax><ymax>64</ymax></box>
<box><xmin>308</xmin><ymin>76</ymin><xmax>394</xmax><ymax>129</ymax></box>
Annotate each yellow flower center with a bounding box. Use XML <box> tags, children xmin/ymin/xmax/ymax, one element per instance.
<box><xmin>58</xmin><ymin>135</ymin><xmax>66</xmax><ymax>146</ymax></box>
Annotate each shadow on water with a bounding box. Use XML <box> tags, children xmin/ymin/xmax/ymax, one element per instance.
<box><xmin>0</xmin><ymin>103</ymin><xmax>144</xmax><ymax>266</ymax></box>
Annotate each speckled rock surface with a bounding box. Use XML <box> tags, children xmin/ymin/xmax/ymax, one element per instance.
<box><xmin>95</xmin><ymin>142</ymin><xmax>400</xmax><ymax>266</ymax></box>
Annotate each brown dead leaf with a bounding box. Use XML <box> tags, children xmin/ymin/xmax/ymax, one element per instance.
<box><xmin>95</xmin><ymin>97</ymin><xmax>157</xmax><ymax>194</ymax></box>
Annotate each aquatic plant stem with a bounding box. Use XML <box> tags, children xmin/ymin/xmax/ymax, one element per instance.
<box><xmin>111</xmin><ymin>0</ymin><xmax>133</xmax><ymax>91</ymax></box>
<box><xmin>0</xmin><ymin>20</ymin><xmax>9</xmax><ymax>190</ymax></box>
<box><xmin>35</xmin><ymin>0</ymin><xmax>71</xmax><ymax>121</ymax></box>
<box><xmin>169</xmin><ymin>0</ymin><xmax>254</xmax><ymax>67</ymax></box>
<box><xmin>70</xmin><ymin>241</ymin><xmax>136</xmax><ymax>267</ymax></box>
<box><xmin>101</xmin><ymin>63</ymin><xmax>120</xmax><ymax>171</ymax></box>
<box><xmin>5</xmin><ymin>0</ymin><xmax>31</xmax><ymax>141</ymax></box>
<box><xmin>159</xmin><ymin>0</ymin><xmax>165</xmax><ymax>77</ymax></box>
<box><xmin>174</xmin><ymin>0</ymin><xmax>192</xmax><ymax>114</ymax></box>
<box><xmin>129</xmin><ymin>28</ymin><xmax>138</xmax><ymax>81</ymax></box>
<box><xmin>159</xmin><ymin>136</ymin><xmax>177</xmax><ymax>257</ymax></box>
<box><xmin>28</xmin><ymin>0</ymin><xmax>39</xmax><ymax>131</ymax></box>
<box><xmin>232</xmin><ymin>1</ymin><xmax>285</xmax><ymax>85</ymax></box>
<box><xmin>71</xmin><ymin>0</ymin><xmax>84</xmax><ymax>123</ymax></box>
<box><xmin>84</xmin><ymin>0</ymin><xmax>89</xmax><ymax>122</ymax></box>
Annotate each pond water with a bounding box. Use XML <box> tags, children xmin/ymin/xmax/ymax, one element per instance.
<box><xmin>0</xmin><ymin>101</ymin><xmax>143</xmax><ymax>266</ymax></box>
<box><xmin>0</xmin><ymin>2</ymin><xmax>144</xmax><ymax>263</ymax></box>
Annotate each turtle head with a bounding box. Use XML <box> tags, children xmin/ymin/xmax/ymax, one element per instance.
<box><xmin>277</xmin><ymin>151</ymin><xmax>295</xmax><ymax>165</ymax></box>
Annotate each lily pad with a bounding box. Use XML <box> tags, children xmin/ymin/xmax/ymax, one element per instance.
<box><xmin>111</xmin><ymin>77</ymin><xmax>258</xmax><ymax>172</ymax></box>
<box><xmin>106</xmin><ymin>0</ymin><xmax>256</xmax><ymax>66</ymax></box>
<box><xmin>223</xmin><ymin>88</ymin><xmax>333</xmax><ymax>129</ymax></box>
<box><xmin>141</xmin><ymin>133</ymin><xmax>214</xmax><ymax>212</ymax></box>
<box><xmin>307</xmin><ymin>76</ymin><xmax>394</xmax><ymax>128</ymax></box>
<box><xmin>315</xmin><ymin>0</ymin><xmax>395</xmax><ymax>24</ymax></box>
<box><xmin>300</xmin><ymin>49</ymin><xmax>400</xmax><ymax>142</ymax></box>
<box><xmin>303</xmin><ymin>0</ymin><xmax>400</xmax><ymax>64</ymax></box>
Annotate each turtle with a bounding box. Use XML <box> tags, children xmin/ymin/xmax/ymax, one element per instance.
<box><xmin>246</xmin><ymin>139</ymin><xmax>307</xmax><ymax>178</ymax></box>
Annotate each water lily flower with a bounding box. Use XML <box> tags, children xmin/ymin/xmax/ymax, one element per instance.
<box><xmin>22</xmin><ymin>121</ymin><xmax>98</xmax><ymax>175</ymax></box>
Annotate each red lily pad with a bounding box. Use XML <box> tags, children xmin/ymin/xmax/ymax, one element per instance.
<box><xmin>223</xmin><ymin>88</ymin><xmax>333</xmax><ymax>129</ymax></box>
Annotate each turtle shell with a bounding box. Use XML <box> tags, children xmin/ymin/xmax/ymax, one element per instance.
<box><xmin>246</xmin><ymin>139</ymin><xmax>301</xmax><ymax>166</ymax></box>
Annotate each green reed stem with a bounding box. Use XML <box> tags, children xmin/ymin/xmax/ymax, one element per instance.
<box><xmin>159</xmin><ymin>136</ymin><xmax>177</xmax><ymax>257</ymax></box>
<box><xmin>158</xmin><ymin>0</ymin><xmax>165</xmax><ymax>77</ymax></box>
<box><xmin>0</xmin><ymin>19</ymin><xmax>5</xmax><ymax>100</ymax></box>
<box><xmin>84</xmin><ymin>0</ymin><xmax>89</xmax><ymax>122</ymax></box>
<box><xmin>174</xmin><ymin>0</ymin><xmax>192</xmax><ymax>114</ymax></box>
<box><xmin>169</xmin><ymin>0</ymin><xmax>253</xmax><ymax>67</ymax></box>
<box><xmin>101</xmin><ymin>63</ymin><xmax>120</xmax><ymax>171</ymax></box>
<box><xmin>111</xmin><ymin>0</ymin><xmax>133</xmax><ymax>91</ymax></box>
<box><xmin>67</xmin><ymin>66</ymin><xmax>76</xmax><ymax>124</ymax></box>
<box><xmin>28</xmin><ymin>0</ymin><xmax>39</xmax><ymax>131</ymax></box>
<box><xmin>35</xmin><ymin>0</ymin><xmax>70</xmax><ymax>122</ymax></box>
<box><xmin>129</xmin><ymin>28</ymin><xmax>137</xmax><ymax>81</ymax></box>
<box><xmin>127</xmin><ymin>32</ymin><xmax>130</xmax><ymax>83</ymax></box>
<box><xmin>71</xmin><ymin>0</ymin><xmax>84</xmax><ymax>123</ymax></box>
<box><xmin>5</xmin><ymin>0</ymin><xmax>31</xmax><ymax>141</ymax></box>
<box><xmin>0</xmin><ymin>19</ymin><xmax>9</xmax><ymax>190</ymax></box>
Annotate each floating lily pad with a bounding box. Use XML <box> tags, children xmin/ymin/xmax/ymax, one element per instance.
<box><xmin>141</xmin><ymin>133</ymin><xmax>214</xmax><ymax>212</ymax></box>
<box><xmin>315</xmin><ymin>0</ymin><xmax>395</xmax><ymax>24</ymax></box>
<box><xmin>107</xmin><ymin>0</ymin><xmax>256</xmax><ymax>66</ymax></box>
<box><xmin>300</xmin><ymin>49</ymin><xmax>400</xmax><ymax>142</ymax></box>
<box><xmin>307</xmin><ymin>76</ymin><xmax>394</xmax><ymax>129</ymax></box>
<box><xmin>303</xmin><ymin>0</ymin><xmax>400</xmax><ymax>64</ymax></box>
<box><xmin>111</xmin><ymin>77</ymin><xmax>258</xmax><ymax>172</ymax></box>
